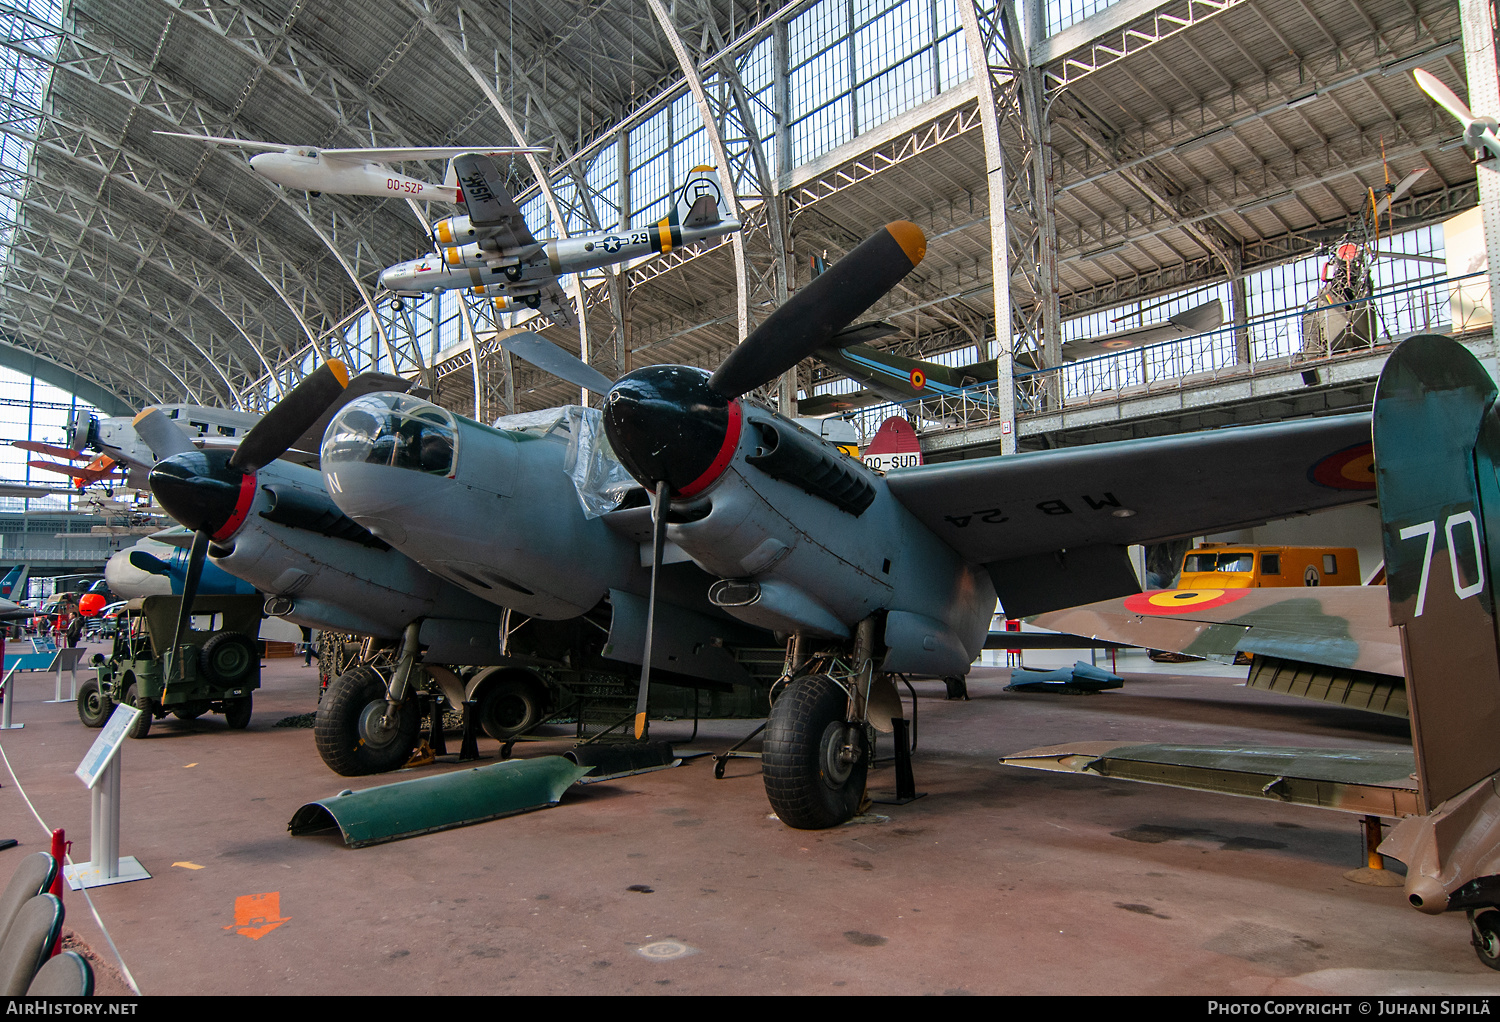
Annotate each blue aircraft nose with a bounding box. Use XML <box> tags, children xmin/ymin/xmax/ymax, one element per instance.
<box><xmin>601</xmin><ymin>365</ymin><xmax>742</xmax><ymax>499</ymax></box>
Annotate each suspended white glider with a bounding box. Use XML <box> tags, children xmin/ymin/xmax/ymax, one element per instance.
<box><xmin>154</xmin><ymin>132</ymin><xmax>548</xmax><ymax>201</ymax></box>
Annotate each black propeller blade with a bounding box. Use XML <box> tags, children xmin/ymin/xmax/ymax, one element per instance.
<box><xmin>602</xmin><ymin>222</ymin><xmax>927</xmax><ymax>497</ymax></box>
<box><xmin>634</xmin><ymin>480</ymin><xmax>670</xmax><ymax>740</ymax></box>
<box><xmin>230</xmin><ymin>361</ymin><xmax>350</xmax><ymax>474</ymax></box>
<box><xmin>708</xmin><ymin>220</ymin><xmax>926</xmax><ymax>400</ymax></box>
<box><xmin>131</xmin><ymin>407</ymin><xmax>196</xmax><ymax>460</ymax></box>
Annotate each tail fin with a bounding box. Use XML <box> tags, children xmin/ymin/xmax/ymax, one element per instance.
<box><xmin>1373</xmin><ymin>334</ymin><xmax>1500</xmax><ymax>812</ymax></box>
<box><xmin>0</xmin><ymin>566</ymin><xmax>20</xmax><ymax>600</ymax></box>
<box><xmin>674</xmin><ymin>166</ymin><xmax>724</xmax><ymax>227</ymax></box>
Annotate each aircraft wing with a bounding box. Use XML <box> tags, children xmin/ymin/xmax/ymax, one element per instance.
<box><xmin>530</xmin><ymin>277</ymin><xmax>576</xmax><ymax>328</ymax></box>
<box><xmin>1000</xmin><ymin>742</ymin><xmax>1421</xmax><ymax>817</ymax></box>
<box><xmin>1032</xmin><ymin>586</ymin><xmax>1402</xmax><ymax>677</ymax></box>
<box><xmin>885</xmin><ymin>412</ymin><xmax>1374</xmax><ymax>615</ymax></box>
<box><xmin>1060</xmin><ymin>299</ymin><xmax>1225</xmax><ymax>362</ymax></box>
<box><xmin>452</xmin><ymin>154</ymin><xmax>536</xmax><ymax>249</ymax></box>
<box><xmin>320</xmin><ymin>146</ymin><xmax>547</xmax><ymax>162</ymax></box>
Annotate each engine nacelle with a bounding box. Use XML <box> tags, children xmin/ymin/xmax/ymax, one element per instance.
<box><xmin>432</xmin><ymin>215</ymin><xmax>475</xmax><ymax>246</ymax></box>
<box><xmin>666</xmin><ymin>405</ymin><xmax>994</xmax><ymax>676</ymax></box>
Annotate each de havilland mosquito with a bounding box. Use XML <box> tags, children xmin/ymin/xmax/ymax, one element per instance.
<box><xmin>312</xmin><ymin>219</ymin><xmax>1379</xmax><ymax>830</ymax></box>
<box><xmin>377</xmin><ymin>154</ymin><xmax>741</xmax><ymax>324</ymax></box>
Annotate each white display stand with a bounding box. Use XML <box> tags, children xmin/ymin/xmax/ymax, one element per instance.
<box><xmin>43</xmin><ymin>647</ymin><xmax>86</xmax><ymax>704</ymax></box>
<box><xmin>0</xmin><ymin>665</ymin><xmax>20</xmax><ymax>730</ymax></box>
<box><xmin>63</xmin><ymin>703</ymin><xmax>150</xmax><ymax>890</ymax></box>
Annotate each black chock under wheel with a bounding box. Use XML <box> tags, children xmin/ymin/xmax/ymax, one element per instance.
<box><xmin>458</xmin><ymin>699</ymin><xmax>480</xmax><ymax>762</ymax></box>
<box><xmin>565</xmin><ymin>740</ymin><xmax>677</xmax><ymax>782</ymax></box>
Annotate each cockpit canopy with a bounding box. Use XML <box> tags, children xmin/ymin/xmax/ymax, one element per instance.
<box><xmin>322</xmin><ymin>394</ymin><xmax>457</xmax><ymax>477</ymax></box>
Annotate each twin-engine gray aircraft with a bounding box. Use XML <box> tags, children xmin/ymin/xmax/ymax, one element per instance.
<box><xmin>321</xmin><ymin>219</ymin><xmax>1377</xmax><ymax>830</ymax></box>
<box><xmin>153</xmin><ymin>132</ymin><xmax>546</xmax><ymax>201</ymax></box>
<box><xmin>378</xmin><ymin>154</ymin><xmax>740</xmax><ymax>325</ymax></box>
<box><xmin>142</xmin><ymin>365</ymin><xmax>775</xmax><ymax>776</ymax></box>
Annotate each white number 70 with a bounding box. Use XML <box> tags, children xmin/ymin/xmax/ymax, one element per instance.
<box><xmin>1398</xmin><ymin>510</ymin><xmax>1486</xmax><ymax>617</ymax></box>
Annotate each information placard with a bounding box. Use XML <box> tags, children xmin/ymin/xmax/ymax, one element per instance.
<box><xmin>75</xmin><ymin>703</ymin><xmax>141</xmax><ymax>788</ymax></box>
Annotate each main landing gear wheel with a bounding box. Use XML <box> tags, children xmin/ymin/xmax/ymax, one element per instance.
<box><xmin>476</xmin><ymin>673</ymin><xmax>546</xmax><ymax>741</ymax></box>
<box><xmin>1473</xmin><ymin>910</ymin><xmax>1500</xmax><ymax>971</ymax></box>
<box><xmin>504</xmin><ymin>264</ymin><xmax>523</xmax><ymax>282</ymax></box>
<box><xmin>76</xmin><ymin>679</ymin><xmax>112</xmax><ymax>728</ymax></box>
<box><xmin>314</xmin><ymin>666</ymin><xmax>418</xmax><ymax>776</ymax></box>
<box><xmin>762</xmin><ymin>673</ymin><xmax>868</xmax><ymax>830</ymax></box>
<box><xmin>523</xmin><ymin>294</ymin><xmax>541</xmax><ymax>309</ymax></box>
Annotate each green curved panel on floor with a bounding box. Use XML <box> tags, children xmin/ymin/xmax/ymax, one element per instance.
<box><xmin>288</xmin><ymin>755</ymin><xmax>592</xmax><ymax>847</ymax></box>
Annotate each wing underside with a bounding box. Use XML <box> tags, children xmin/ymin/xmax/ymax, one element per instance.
<box><xmin>1000</xmin><ymin>742</ymin><xmax>1420</xmax><ymax>817</ymax></box>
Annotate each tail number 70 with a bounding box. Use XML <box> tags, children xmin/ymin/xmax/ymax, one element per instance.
<box><xmin>1398</xmin><ymin>511</ymin><xmax>1486</xmax><ymax>617</ymax></box>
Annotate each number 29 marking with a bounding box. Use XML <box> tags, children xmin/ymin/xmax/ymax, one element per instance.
<box><xmin>1398</xmin><ymin>510</ymin><xmax>1485</xmax><ymax>617</ymax></box>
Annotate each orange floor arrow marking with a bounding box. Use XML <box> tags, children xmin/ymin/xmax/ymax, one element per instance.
<box><xmin>223</xmin><ymin>892</ymin><xmax>290</xmax><ymax>940</ymax></box>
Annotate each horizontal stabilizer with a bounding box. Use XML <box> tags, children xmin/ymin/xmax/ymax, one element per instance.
<box><xmin>983</xmin><ymin>631</ymin><xmax>1131</xmax><ymax>650</ymax></box>
<box><xmin>681</xmin><ymin>194</ymin><xmax>721</xmax><ymax>227</ymax></box>
<box><xmin>1000</xmin><ymin>742</ymin><xmax>1421</xmax><ymax>817</ymax></box>
<box><xmin>827</xmin><ymin>321</ymin><xmax>899</xmax><ymax>349</ymax></box>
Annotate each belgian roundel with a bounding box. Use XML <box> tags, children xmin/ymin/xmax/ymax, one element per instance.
<box><xmin>909</xmin><ymin>368</ymin><xmax>926</xmax><ymax>391</ymax></box>
<box><xmin>1122</xmin><ymin>589</ymin><xmax>1250</xmax><ymax>615</ymax></box>
<box><xmin>1309</xmin><ymin>442</ymin><xmax>1376</xmax><ymax>491</ymax></box>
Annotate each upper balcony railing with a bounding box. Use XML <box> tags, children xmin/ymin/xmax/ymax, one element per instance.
<box><xmin>837</xmin><ymin>270</ymin><xmax>1492</xmax><ymax>442</ymax></box>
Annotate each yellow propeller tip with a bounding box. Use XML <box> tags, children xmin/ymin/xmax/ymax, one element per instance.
<box><xmin>634</xmin><ymin>712</ymin><xmax>647</xmax><ymax>740</ymax></box>
<box><xmin>326</xmin><ymin>359</ymin><xmax>350</xmax><ymax>387</ymax></box>
<box><xmin>131</xmin><ymin>407</ymin><xmax>158</xmax><ymax>425</ymax></box>
<box><xmin>885</xmin><ymin>220</ymin><xmax>926</xmax><ymax>267</ymax></box>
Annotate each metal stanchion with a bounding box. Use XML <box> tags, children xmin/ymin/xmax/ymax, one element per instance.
<box><xmin>63</xmin><ymin>704</ymin><xmax>150</xmax><ymax>890</ymax></box>
<box><xmin>0</xmin><ymin>665</ymin><xmax>21</xmax><ymax>730</ymax></box>
<box><xmin>44</xmin><ymin>647</ymin><xmax>84</xmax><ymax>704</ymax></box>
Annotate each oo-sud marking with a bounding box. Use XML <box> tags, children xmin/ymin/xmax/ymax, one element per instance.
<box><xmin>1309</xmin><ymin>442</ymin><xmax>1376</xmax><ymax>490</ymax></box>
<box><xmin>677</xmin><ymin>401</ymin><xmax>744</xmax><ymax>499</ymax></box>
<box><xmin>1122</xmin><ymin>589</ymin><xmax>1250</xmax><ymax>615</ymax></box>
<box><xmin>212</xmin><ymin>472</ymin><xmax>258</xmax><ymax>541</ymax></box>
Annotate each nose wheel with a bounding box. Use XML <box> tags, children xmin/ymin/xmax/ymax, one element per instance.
<box><xmin>762</xmin><ymin>673</ymin><xmax>867</xmax><ymax>829</ymax></box>
<box><xmin>314</xmin><ymin>665</ymin><xmax>418</xmax><ymax>775</ymax></box>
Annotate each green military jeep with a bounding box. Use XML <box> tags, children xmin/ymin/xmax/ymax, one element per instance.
<box><xmin>77</xmin><ymin>594</ymin><xmax>263</xmax><ymax>737</ymax></box>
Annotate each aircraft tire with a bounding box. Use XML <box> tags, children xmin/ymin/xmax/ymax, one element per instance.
<box><xmin>762</xmin><ymin>673</ymin><xmax>867</xmax><ymax>830</ymax></box>
<box><xmin>123</xmin><ymin>684</ymin><xmax>150</xmax><ymax>739</ymax></box>
<box><xmin>1473</xmin><ymin>911</ymin><xmax>1500</xmax><ymax>971</ymax></box>
<box><xmin>475</xmin><ymin>670</ymin><xmax>547</xmax><ymax>740</ymax></box>
<box><xmin>76</xmin><ymin>679</ymin><xmax>112</xmax><ymax>729</ymax></box>
<box><xmin>223</xmin><ymin>695</ymin><xmax>252</xmax><ymax>730</ymax></box>
<box><xmin>314</xmin><ymin>666</ymin><xmax>417</xmax><ymax>776</ymax></box>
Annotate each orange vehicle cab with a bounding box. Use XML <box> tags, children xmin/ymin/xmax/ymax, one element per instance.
<box><xmin>1178</xmin><ymin>543</ymin><xmax>1360</xmax><ymax>589</ymax></box>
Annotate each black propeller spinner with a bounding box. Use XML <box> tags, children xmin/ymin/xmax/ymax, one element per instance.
<box><xmin>601</xmin><ymin>220</ymin><xmax>927</xmax><ymax>739</ymax></box>
<box><xmin>147</xmin><ymin>361</ymin><xmax>351</xmax><ymax>671</ymax></box>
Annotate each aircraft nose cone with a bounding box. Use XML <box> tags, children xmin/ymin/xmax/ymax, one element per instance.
<box><xmin>148</xmin><ymin>449</ymin><xmax>251</xmax><ymax>538</ymax></box>
<box><xmin>602</xmin><ymin>365</ymin><xmax>740</xmax><ymax>497</ymax></box>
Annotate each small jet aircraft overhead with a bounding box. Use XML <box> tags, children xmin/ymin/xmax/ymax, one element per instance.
<box><xmin>153</xmin><ymin>132</ymin><xmax>546</xmax><ymax>200</ymax></box>
<box><xmin>378</xmin><ymin>155</ymin><xmax>742</xmax><ymax>325</ymax></box>
<box><xmin>1006</xmin><ymin>333</ymin><xmax>1500</xmax><ymax>971</ymax></box>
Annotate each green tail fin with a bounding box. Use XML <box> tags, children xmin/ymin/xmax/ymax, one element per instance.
<box><xmin>1373</xmin><ymin>334</ymin><xmax>1500</xmax><ymax>811</ymax></box>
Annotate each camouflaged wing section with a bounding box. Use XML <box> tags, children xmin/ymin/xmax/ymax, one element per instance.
<box><xmin>1033</xmin><ymin>587</ymin><xmax>1402</xmax><ymax>676</ymax></box>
